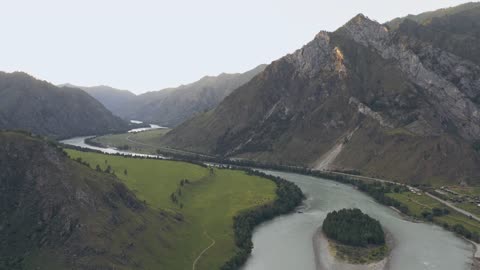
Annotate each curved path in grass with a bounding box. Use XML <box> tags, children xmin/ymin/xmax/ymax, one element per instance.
<box><xmin>192</xmin><ymin>231</ymin><xmax>216</xmax><ymax>270</ymax></box>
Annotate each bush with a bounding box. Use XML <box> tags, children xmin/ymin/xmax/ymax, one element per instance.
<box><xmin>432</xmin><ymin>207</ymin><xmax>449</xmax><ymax>216</ymax></box>
<box><xmin>421</xmin><ymin>211</ymin><xmax>434</xmax><ymax>221</ymax></box>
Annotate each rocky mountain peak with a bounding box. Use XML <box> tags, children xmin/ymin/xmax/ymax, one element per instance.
<box><xmin>348</xmin><ymin>13</ymin><xmax>368</xmax><ymax>23</ymax></box>
<box><xmin>286</xmin><ymin>31</ymin><xmax>338</xmax><ymax>78</ymax></box>
<box><xmin>340</xmin><ymin>13</ymin><xmax>389</xmax><ymax>48</ymax></box>
<box><xmin>285</xmin><ymin>14</ymin><xmax>391</xmax><ymax>79</ymax></box>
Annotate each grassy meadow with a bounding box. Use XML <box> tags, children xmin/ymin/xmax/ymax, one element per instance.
<box><xmin>387</xmin><ymin>192</ymin><xmax>480</xmax><ymax>235</ymax></box>
<box><xmin>92</xmin><ymin>128</ymin><xmax>170</xmax><ymax>155</ymax></box>
<box><xmin>90</xmin><ymin>128</ymin><xmax>206</xmax><ymax>157</ymax></box>
<box><xmin>66</xmin><ymin>149</ymin><xmax>276</xmax><ymax>270</ymax></box>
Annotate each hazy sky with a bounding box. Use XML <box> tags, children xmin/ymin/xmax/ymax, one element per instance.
<box><xmin>0</xmin><ymin>0</ymin><xmax>474</xmax><ymax>94</ymax></box>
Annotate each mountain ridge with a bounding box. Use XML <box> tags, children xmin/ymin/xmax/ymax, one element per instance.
<box><xmin>160</xmin><ymin>7</ymin><xmax>480</xmax><ymax>184</ymax></box>
<box><xmin>59</xmin><ymin>83</ymin><xmax>137</xmax><ymax>117</ymax></box>
<box><xmin>67</xmin><ymin>65</ymin><xmax>266</xmax><ymax>127</ymax></box>
<box><xmin>0</xmin><ymin>71</ymin><xmax>130</xmax><ymax>139</ymax></box>
<box><xmin>0</xmin><ymin>131</ymin><xmax>176</xmax><ymax>269</ymax></box>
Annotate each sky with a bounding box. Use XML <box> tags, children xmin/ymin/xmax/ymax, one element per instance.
<box><xmin>0</xmin><ymin>0</ymin><xmax>474</xmax><ymax>94</ymax></box>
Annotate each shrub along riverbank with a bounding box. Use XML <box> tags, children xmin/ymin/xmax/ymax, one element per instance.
<box><xmin>221</xmin><ymin>169</ymin><xmax>304</xmax><ymax>270</ymax></box>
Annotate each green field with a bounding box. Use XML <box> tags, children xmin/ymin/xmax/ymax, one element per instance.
<box><xmin>456</xmin><ymin>202</ymin><xmax>480</xmax><ymax>217</ymax></box>
<box><xmin>387</xmin><ymin>192</ymin><xmax>480</xmax><ymax>235</ymax></box>
<box><xmin>433</xmin><ymin>186</ymin><xmax>480</xmax><ymax>219</ymax></box>
<box><xmin>90</xmin><ymin>128</ymin><xmax>208</xmax><ymax>158</ymax></box>
<box><xmin>92</xmin><ymin>128</ymin><xmax>170</xmax><ymax>155</ymax></box>
<box><xmin>448</xmin><ymin>186</ymin><xmax>480</xmax><ymax>196</ymax></box>
<box><xmin>66</xmin><ymin>149</ymin><xmax>277</xmax><ymax>270</ymax></box>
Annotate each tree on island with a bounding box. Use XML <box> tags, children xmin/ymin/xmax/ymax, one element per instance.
<box><xmin>322</xmin><ymin>208</ymin><xmax>385</xmax><ymax>247</ymax></box>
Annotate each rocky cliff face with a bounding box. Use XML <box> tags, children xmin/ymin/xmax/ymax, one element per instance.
<box><xmin>162</xmin><ymin>8</ymin><xmax>480</xmax><ymax>184</ymax></box>
<box><xmin>0</xmin><ymin>132</ymin><xmax>174</xmax><ymax>269</ymax></box>
<box><xmin>0</xmin><ymin>72</ymin><xmax>130</xmax><ymax>139</ymax></box>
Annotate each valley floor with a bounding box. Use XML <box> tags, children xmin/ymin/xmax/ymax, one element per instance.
<box><xmin>66</xmin><ymin>149</ymin><xmax>277</xmax><ymax>270</ymax></box>
<box><xmin>90</xmin><ymin>128</ymin><xmax>211</xmax><ymax>157</ymax></box>
<box><xmin>84</xmin><ymin>129</ymin><xmax>480</xmax><ymax>267</ymax></box>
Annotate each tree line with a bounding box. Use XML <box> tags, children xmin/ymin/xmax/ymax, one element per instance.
<box><xmin>220</xmin><ymin>169</ymin><xmax>305</xmax><ymax>270</ymax></box>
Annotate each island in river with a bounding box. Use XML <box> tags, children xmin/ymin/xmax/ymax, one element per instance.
<box><xmin>315</xmin><ymin>208</ymin><xmax>390</xmax><ymax>270</ymax></box>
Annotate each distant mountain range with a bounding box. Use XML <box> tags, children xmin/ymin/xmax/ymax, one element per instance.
<box><xmin>66</xmin><ymin>64</ymin><xmax>266</xmax><ymax>127</ymax></box>
<box><xmin>60</xmin><ymin>84</ymin><xmax>137</xmax><ymax>118</ymax></box>
<box><xmin>161</xmin><ymin>2</ymin><xmax>480</xmax><ymax>184</ymax></box>
<box><xmin>0</xmin><ymin>72</ymin><xmax>130</xmax><ymax>139</ymax></box>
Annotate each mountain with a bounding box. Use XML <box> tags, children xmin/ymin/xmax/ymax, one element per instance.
<box><xmin>61</xmin><ymin>84</ymin><xmax>137</xmax><ymax>117</ymax></box>
<box><xmin>161</xmin><ymin>6</ymin><xmax>480</xmax><ymax>184</ymax></box>
<box><xmin>0</xmin><ymin>72</ymin><xmax>130</xmax><ymax>139</ymax></box>
<box><xmin>0</xmin><ymin>131</ymin><xmax>176</xmax><ymax>269</ymax></box>
<box><xmin>74</xmin><ymin>65</ymin><xmax>265</xmax><ymax>126</ymax></box>
<box><xmin>386</xmin><ymin>2</ymin><xmax>480</xmax><ymax>30</ymax></box>
<box><xmin>120</xmin><ymin>64</ymin><xmax>266</xmax><ymax>127</ymax></box>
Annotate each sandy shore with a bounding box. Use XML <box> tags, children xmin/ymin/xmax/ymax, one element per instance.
<box><xmin>313</xmin><ymin>227</ymin><xmax>391</xmax><ymax>270</ymax></box>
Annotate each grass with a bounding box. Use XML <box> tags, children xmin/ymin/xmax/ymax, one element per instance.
<box><xmin>132</xmin><ymin>128</ymin><xmax>171</xmax><ymax>141</ymax></box>
<box><xmin>387</xmin><ymin>191</ymin><xmax>480</xmax><ymax>235</ymax></box>
<box><xmin>456</xmin><ymin>202</ymin><xmax>480</xmax><ymax>217</ymax></box>
<box><xmin>90</xmin><ymin>128</ymin><xmax>208</xmax><ymax>158</ymax></box>
<box><xmin>65</xmin><ymin>149</ymin><xmax>276</xmax><ymax>270</ymax></box>
<box><xmin>387</xmin><ymin>192</ymin><xmax>443</xmax><ymax>216</ymax></box>
<box><xmin>433</xmin><ymin>185</ymin><xmax>480</xmax><ymax>220</ymax></box>
<box><xmin>329</xmin><ymin>241</ymin><xmax>388</xmax><ymax>264</ymax></box>
<box><xmin>92</xmin><ymin>129</ymin><xmax>171</xmax><ymax>155</ymax></box>
<box><xmin>448</xmin><ymin>186</ymin><xmax>480</xmax><ymax>196</ymax></box>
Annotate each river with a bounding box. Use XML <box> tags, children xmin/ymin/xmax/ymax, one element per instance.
<box><xmin>242</xmin><ymin>170</ymin><xmax>474</xmax><ymax>270</ymax></box>
<box><xmin>60</xmin><ymin>123</ymin><xmax>166</xmax><ymax>158</ymax></box>
<box><xmin>60</xmin><ymin>131</ymin><xmax>475</xmax><ymax>270</ymax></box>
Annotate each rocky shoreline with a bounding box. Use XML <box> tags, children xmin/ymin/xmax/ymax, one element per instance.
<box><xmin>313</xmin><ymin>227</ymin><xmax>391</xmax><ymax>270</ymax></box>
